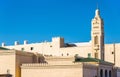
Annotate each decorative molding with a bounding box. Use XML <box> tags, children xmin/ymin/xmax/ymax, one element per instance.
<box><xmin>21</xmin><ymin>63</ymin><xmax>83</xmax><ymax>69</ymax></box>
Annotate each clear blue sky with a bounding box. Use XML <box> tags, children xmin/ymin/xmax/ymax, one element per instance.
<box><xmin>0</xmin><ymin>0</ymin><xmax>120</xmax><ymax>45</ymax></box>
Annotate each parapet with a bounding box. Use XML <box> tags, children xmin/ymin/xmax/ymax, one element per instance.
<box><xmin>1</xmin><ymin>37</ymin><xmax>65</xmax><ymax>47</ymax></box>
<box><xmin>24</xmin><ymin>40</ymin><xmax>28</xmax><ymax>45</ymax></box>
<box><xmin>14</xmin><ymin>41</ymin><xmax>19</xmax><ymax>45</ymax></box>
<box><xmin>1</xmin><ymin>42</ymin><xmax>5</xmax><ymax>47</ymax></box>
<box><xmin>21</xmin><ymin>62</ymin><xmax>83</xmax><ymax>69</ymax></box>
<box><xmin>52</xmin><ymin>37</ymin><xmax>64</xmax><ymax>47</ymax></box>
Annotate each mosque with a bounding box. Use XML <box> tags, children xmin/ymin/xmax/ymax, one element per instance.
<box><xmin>0</xmin><ymin>8</ymin><xmax>120</xmax><ymax>77</ymax></box>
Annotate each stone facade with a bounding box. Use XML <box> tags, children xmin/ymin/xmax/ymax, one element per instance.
<box><xmin>0</xmin><ymin>49</ymin><xmax>115</xmax><ymax>77</ymax></box>
<box><xmin>21</xmin><ymin>61</ymin><xmax>113</xmax><ymax>77</ymax></box>
<box><xmin>21</xmin><ymin>63</ymin><xmax>83</xmax><ymax>77</ymax></box>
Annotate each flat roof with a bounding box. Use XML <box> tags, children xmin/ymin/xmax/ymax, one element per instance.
<box><xmin>74</xmin><ymin>57</ymin><xmax>114</xmax><ymax>66</ymax></box>
<box><xmin>0</xmin><ymin>47</ymin><xmax>10</xmax><ymax>50</ymax></box>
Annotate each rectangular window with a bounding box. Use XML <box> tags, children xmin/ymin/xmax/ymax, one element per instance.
<box><xmin>30</xmin><ymin>47</ymin><xmax>34</xmax><ymax>50</ymax></box>
<box><xmin>88</xmin><ymin>53</ymin><xmax>91</xmax><ymax>58</ymax></box>
<box><xmin>112</xmin><ymin>52</ymin><xmax>114</xmax><ymax>54</ymax></box>
<box><xmin>21</xmin><ymin>48</ymin><xmax>24</xmax><ymax>51</ymax></box>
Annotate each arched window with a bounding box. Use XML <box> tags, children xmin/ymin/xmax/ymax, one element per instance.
<box><xmin>105</xmin><ymin>70</ymin><xmax>108</xmax><ymax>77</ymax></box>
<box><xmin>109</xmin><ymin>70</ymin><xmax>111</xmax><ymax>77</ymax></box>
<box><xmin>100</xmin><ymin>69</ymin><xmax>103</xmax><ymax>77</ymax></box>
<box><xmin>94</xmin><ymin>36</ymin><xmax>98</xmax><ymax>45</ymax></box>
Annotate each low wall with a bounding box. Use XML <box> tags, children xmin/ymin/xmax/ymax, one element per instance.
<box><xmin>21</xmin><ymin>63</ymin><xmax>83</xmax><ymax>77</ymax></box>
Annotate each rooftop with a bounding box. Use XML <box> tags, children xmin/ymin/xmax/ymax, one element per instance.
<box><xmin>74</xmin><ymin>57</ymin><xmax>114</xmax><ymax>66</ymax></box>
<box><xmin>0</xmin><ymin>47</ymin><xmax>10</xmax><ymax>50</ymax></box>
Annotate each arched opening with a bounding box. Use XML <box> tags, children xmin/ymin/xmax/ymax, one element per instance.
<box><xmin>105</xmin><ymin>70</ymin><xmax>108</xmax><ymax>77</ymax></box>
<box><xmin>100</xmin><ymin>69</ymin><xmax>103</xmax><ymax>77</ymax></box>
<box><xmin>109</xmin><ymin>70</ymin><xmax>111</xmax><ymax>77</ymax></box>
<box><xmin>94</xmin><ymin>36</ymin><xmax>98</xmax><ymax>45</ymax></box>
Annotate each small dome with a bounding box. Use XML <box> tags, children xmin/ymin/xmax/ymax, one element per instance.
<box><xmin>95</xmin><ymin>9</ymin><xmax>100</xmax><ymax>16</ymax></box>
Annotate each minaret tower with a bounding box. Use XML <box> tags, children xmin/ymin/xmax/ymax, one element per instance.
<box><xmin>91</xmin><ymin>8</ymin><xmax>104</xmax><ymax>60</ymax></box>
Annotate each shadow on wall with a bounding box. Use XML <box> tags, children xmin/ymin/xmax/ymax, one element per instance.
<box><xmin>0</xmin><ymin>74</ymin><xmax>12</xmax><ymax>77</ymax></box>
<box><xmin>33</xmin><ymin>53</ymin><xmax>48</xmax><ymax>63</ymax></box>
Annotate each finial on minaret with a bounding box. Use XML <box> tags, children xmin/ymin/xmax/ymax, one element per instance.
<box><xmin>95</xmin><ymin>9</ymin><xmax>99</xmax><ymax>16</ymax></box>
<box><xmin>95</xmin><ymin>2</ymin><xmax>100</xmax><ymax>17</ymax></box>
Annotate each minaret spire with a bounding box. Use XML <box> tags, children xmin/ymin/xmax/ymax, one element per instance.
<box><xmin>95</xmin><ymin>9</ymin><xmax>100</xmax><ymax>17</ymax></box>
<box><xmin>95</xmin><ymin>2</ymin><xmax>100</xmax><ymax>18</ymax></box>
<box><xmin>91</xmin><ymin>8</ymin><xmax>104</xmax><ymax>60</ymax></box>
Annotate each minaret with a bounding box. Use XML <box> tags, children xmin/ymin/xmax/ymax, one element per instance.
<box><xmin>91</xmin><ymin>8</ymin><xmax>104</xmax><ymax>60</ymax></box>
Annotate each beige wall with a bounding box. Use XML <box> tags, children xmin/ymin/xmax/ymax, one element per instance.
<box><xmin>114</xmin><ymin>44</ymin><xmax>120</xmax><ymax>67</ymax></box>
<box><xmin>45</xmin><ymin>56</ymin><xmax>74</xmax><ymax>65</ymax></box>
<box><xmin>21</xmin><ymin>62</ymin><xmax>113</xmax><ymax>77</ymax></box>
<box><xmin>0</xmin><ymin>50</ymin><xmax>40</xmax><ymax>77</ymax></box>
<box><xmin>0</xmin><ymin>49</ymin><xmax>115</xmax><ymax>77</ymax></box>
<box><xmin>22</xmin><ymin>67</ymin><xmax>83</xmax><ymax>77</ymax></box>
<box><xmin>15</xmin><ymin>51</ymin><xmax>34</xmax><ymax>77</ymax></box>
<box><xmin>105</xmin><ymin>44</ymin><xmax>115</xmax><ymax>63</ymax></box>
<box><xmin>60</xmin><ymin>46</ymin><xmax>91</xmax><ymax>57</ymax></box>
<box><xmin>0</xmin><ymin>50</ymin><xmax>16</xmax><ymax>77</ymax></box>
<box><xmin>4</xmin><ymin>37</ymin><xmax>91</xmax><ymax>57</ymax></box>
<box><xmin>5</xmin><ymin>40</ymin><xmax>120</xmax><ymax>67</ymax></box>
<box><xmin>105</xmin><ymin>43</ymin><xmax>120</xmax><ymax>67</ymax></box>
<box><xmin>21</xmin><ymin>63</ymin><xmax>83</xmax><ymax>77</ymax></box>
<box><xmin>5</xmin><ymin>43</ymin><xmax>91</xmax><ymax>58</ymax></box>
<box><xmin>4</xmin><ymin>38</ymin><xmax>120</xmax><ymax>67</ymax></box>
